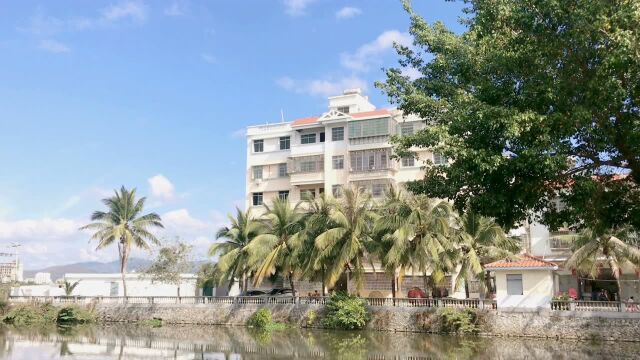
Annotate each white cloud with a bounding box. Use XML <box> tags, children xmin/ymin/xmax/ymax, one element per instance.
<box><xmin>148</xmin><ymin>174</ymin><xmax>175</xmax><ymax>201</ymax></box>
<box><xmin>401</xmin><ymin>67</ymin><xmax>422</xmax><ymax>81</ymax></box>
<box><xmin>0</xmin><ymin>218</ymin><xmax>81</xmax><ymax>240</ymax></box>
<box><xmin>164</xmin><ymin>1</ymin><xmax>188</xmax><ymax>16</ymax></box>
<box><xmin>162</xmin><ymin>209</ymin><xmax>208</xmax><ymax>230</ymax></box>
<box><xmin>102</xmin><ymin>1</ymin><xmax>148</xmax><ymax>23</ymax></box>
<box><xmin>340</xmin><ymin>30</ymin><xmax>412</xmax><ymax>72</ymax></box>
<box><xmin>276</xmin><ymin>76</ymin><xmax>368</xmax><ymax>97</ymax></box>
<box><xmin>283</xmin><ymin>0</ymin><xmax>317</xmax><ymax>16</ymax></box>
<box><xmin>201</xmin><ymin>53</ymin><xmax>216</xmax><ymax>64</ymax></box>
<box><xmin>38</xmin><ymin>39</ymin><xmax>70</xmax><ymax>53</ymax></box>
<box><xmin>336</xmin><ymin>6</ymin><xmax>362</xmax><ymax>19</ymax></box>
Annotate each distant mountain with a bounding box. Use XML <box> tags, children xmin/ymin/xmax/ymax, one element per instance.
<box><xmin>24</xmin><ymin>258</ymin><xmax>210</xmax><ymax>281</ymax></box>
<box><xmin>24</xmin><ymin>258</ymin><xmax>152</xmax><ymax>281</ymax></box>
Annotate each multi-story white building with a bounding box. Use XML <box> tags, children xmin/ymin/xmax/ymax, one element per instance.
<box><xmin>245</xmin><ymin>89</ymin><xmax>446</xmax><ymax>210</ymax></box>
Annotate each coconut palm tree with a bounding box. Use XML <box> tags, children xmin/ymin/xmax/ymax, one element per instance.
<box><xmin>63</xmin><ymin>280</ymin><xmax>80</xmax><ymax>296</ymax></box>
<box><xmin>453</xmin><ymin>210</ymin><xmax>520</xmax><ymax>298</ymax></box>
<box><xmin>248</xmin><ymin>198</ymin><xmax>305</xmax><ymax>295</ymax></box>
<box><xmin>209</xmin><ymin>208</ymin><xmax>263</xmax><ymax>294</ymax></box>
<box><xmin>566</xmin><ymin>227</ymin><xmax>640</xmax><ymax>300</ymax></box>
<box><xmin>375</xmin><ymin>189</ymin><xmax>455</xmax><ymax>298</ymax></box>
<box><xmin>315</xmin><ymin>187</ymin><xmax>378</xmax><ymax>292</ymax></box>
<box><xmin>80</xmin><ymin>186</ymin><xmax>163</xmax><ymax>297</ymax></box>
<box><xmin>299</xmin><ymin>194</ymin><xmax>337</xmax><ymax>296</ymax></box>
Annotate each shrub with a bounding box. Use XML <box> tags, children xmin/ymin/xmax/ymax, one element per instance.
<box><xmin>321</xmin><ymin>292</ymin><xmax>370</xmax><ymax>330</ymax></box>
<box><xmin>305</xmin><ymin>310</ymin><xmax>317</xmax><ymax>327</ymax></box>
<box><xmin>3</xmin><ymin>304</ymin><xmax>57</xmax><ymax>326</ymax></box>
<box><xmin>437</xmin><ymin>308</ymin><xmax>481</xmax><ymax>335</ymax></box>
<box><xmin>56</xmin><ymin>306</ymin><xmax>96</xmax><ymax>324</ymax></box>
<box><xmin>247</xmin><ymin>308</ymin><xmax>287</xmax><ymax>331</ymax></box>
<box><xmin>140</xmin><ymin>318</ymin><xmax>163</xmax><ymax>328</ymax></box>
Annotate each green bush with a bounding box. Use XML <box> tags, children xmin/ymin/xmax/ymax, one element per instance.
<box><xmin>437</xmin><ymin>308</ymin><xmax>481</xmax><ymax>335</ymax></box>
<box><xmin>3</xmin><ymin>304</ymin><xmax>57</xmax><ymax>326</ymax></box>
<box><xmin>247</xmin><ymin>308</ymin><xmax>287</xmax><ymax>331</ymax></box>
<box><xmin>140</xmin><ymin>318</ymin><xmax>163</xmax><ymax>327</ymax></box>
<box><xmin>56</xmin><ymin>306</ymin><xmax>96</xmax><ymax>324</ymax></box>
<box><xmin>321</xmin><ymin>292</ymin><xmax>370</xmax><ymax>330</ymax></box>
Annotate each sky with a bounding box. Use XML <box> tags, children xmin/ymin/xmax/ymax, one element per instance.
<box><xmin>0</xmin><ymin>0</ymin><xmax>466</xmax><ymax>270</ymax></box>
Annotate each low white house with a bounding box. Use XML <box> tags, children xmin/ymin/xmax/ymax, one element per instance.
<box><xmin>63</xmin><ymin>273</ymin><xmax>199</xmax><ymax>297</ymax></box>
<box><xmin>485</xmin><ymin>254</ymin><xmax>559</xmax><ymax>309</ymax></box>
<box><xmin>11</xmin><ymin>284</ymin><xmax>64</xmax><ymax>297</ymax></box>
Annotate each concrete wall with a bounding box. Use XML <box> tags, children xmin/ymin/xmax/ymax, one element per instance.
<box><xmin>495</xmin><ymin>269</ymin><xmax>553</xmax><ymax>309</ymax></box>
<box><xmin>63</xmin><ymin>273</ymin><xmax>198</xmax><ymax>297</ymax></box>
<box><xmin>93</xmin><ymin>303</ymin><xmax>640</xmax><ymax>342</ymax></box>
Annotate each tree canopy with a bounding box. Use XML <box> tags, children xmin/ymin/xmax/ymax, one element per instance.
<box><xmin>378</xmin><ymin>0</ymin><xmax>640</xmax><ymax>233</ymax></box>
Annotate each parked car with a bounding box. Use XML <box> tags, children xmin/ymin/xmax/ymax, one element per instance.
<box><xmin>243</xmin><ymin>290</ymin><xmax>267</xmax><ymax>296</ymax></box>
<box><xmin>263</xmin><ymin>288</ymin><xmax>294</xmax><ymax>297</ymax></box>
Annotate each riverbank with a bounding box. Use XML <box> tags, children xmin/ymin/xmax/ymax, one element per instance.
<box><xmin>92</xmin><ymin>302</ymin><xmax>640</xmax><ymax>342</ymax></box>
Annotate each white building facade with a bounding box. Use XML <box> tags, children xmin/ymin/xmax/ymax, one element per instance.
<box><xmin>63</xmin><ymin>273</ymin><xmax>198</xmax><ymax>297</ymax></box>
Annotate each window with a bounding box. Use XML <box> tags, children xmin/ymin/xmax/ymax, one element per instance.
<box><xmin>372</xmin><ymin>183</ymin><xmax>385</xmax><ymax>197</ymax></box>
<box><xmin>278</xmin><ymin>163</ymin><xmax>288</xmax><ymax>177</ymax></box>
<box><xmin>252</xmin><ymin>192</ymin><xmax>263</xmax><ymax>206</ymax></box>
<box><xmin>279</xmin><ymin>136</ymin><xmax>290</xmax><ymax>150</ymax></box>
<box><xmin>301</xmin><ymin>189</ymin><xmax>315</xmax><ymax>200</ymax></box>
<box><xmin>332</xmin><ymin>155</ymin><xmax>344</xmax><ymax>169</ymax></box>
<box><xmin>348</xmin><ymin>118</ymin><xmax>389</xmax><ymax>139</ymax></box>
<box><xmin>252</xmin><ymin>166</ymin><xmax>263</xmax><ymax>180</ymax></box>
<box><xmin>401</xmin><ymin>157</ymin><xmax>415</xmax><ymax>167</ymax></box>
<box><xmin>337</xmin><ymin>106</ymin><xmax>350</xmax><ymax>114</ymax></box>
<box><xmin>506</xmin><ymin>274</ymin><xmax>523</xmax><ymax>295</ymax></box>
<box><xmin>350</xmin><ymin>149</ymin><xmax>391</xmax><ymax>172</ymax></box>
<box><xmin>253</xmin><ymin>139</ymin><xmax>264</xmax><ymax>153</ymax></box>
<box><xmin>301</xmin><ymin>133</ymin><xmax>316</xmax><ymax>144</ymax></box>
<box><xmin>300</xmin><ymin>161</ymin><xmax>317</xmax><ymax>173</ymax></box>
<box><xmin>433</xmin><ymin>153</ymin><xmax>448</xmax><ymax>165</ymax></box>
<box><xmin>332</xmin><ymin>127</ymin><xmax>344</xmax><ymax>141</ymax></box>
<box><xmin>332</xmin><ymin>184</ymin><xmax>342</xmax><ymax>198</ymax></box>
<box><xmin>278</xmin><ymin>190</ymin><xmax>289</xmax><ymax>200</ymax></box>
<box><xmin>400</xmin><ymin>122</ymin><xmax>414</xmax><ymax>136</ymax></box>
<box><xmin>319</xmin><ymin>132</ymin><xmax>325</xmax><ymax>142</ymax></box>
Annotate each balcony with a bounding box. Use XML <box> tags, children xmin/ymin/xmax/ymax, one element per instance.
<box><xmin>290</xmin><ymin>172</ymin><xmax>324</xmax><ymax>185</ymax></box>
<box><xmin>549</xmin><ymin>230</ymin><xmax>577</xmax><ymax>251</ymax></box>
<box><xmin>349</xmin><ymin>168</ymin><xmax>396</xmax><ymax>181</ymax></box>
<box><xmin>288</xmin><ymin>155</ymin><xmax>324</xmax><ymax>185</ymax></box>
<box><xmin>290</xmin><ymin>142</ymin><xmax>325</xmax><ymax>157</ymax></box>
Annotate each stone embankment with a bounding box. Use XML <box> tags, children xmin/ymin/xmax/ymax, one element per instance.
<box><xmin>94</xmin><ymin>302</ymin><xmax>640</xmax><ymax>342</ymax></box>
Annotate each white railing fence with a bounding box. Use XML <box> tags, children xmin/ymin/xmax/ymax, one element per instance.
<box><xmin>550</xmin><ymin>300</ymin><xmax>637</xmax><ymax>312</ymax></box>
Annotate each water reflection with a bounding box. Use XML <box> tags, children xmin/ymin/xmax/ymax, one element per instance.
<box><xmin>0</xmin><ymin>324</ymin><xmax>636</xmax><ymax>359</ymax></box>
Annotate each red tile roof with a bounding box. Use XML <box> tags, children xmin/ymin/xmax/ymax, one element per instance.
<box><xmin>291</xmin><ymin>116</ymin><xmax>319</xmax><ymax>126</ymax></box>
<box><xmin>290</xmin><ymin>109</ymin><xmax>391</xmax><ymax>127</ymax></box>
<box><xmin>484</xmin><ymin>254</ymin><xmax>558</xmax><ymax>270</ymax></box>
<box><xmin>350</xmin><ymin>109</ymin><xmax>391</xmax><ymax>118</ymax></box>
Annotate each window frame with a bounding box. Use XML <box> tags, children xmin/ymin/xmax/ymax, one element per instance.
<box><xmin>401</xmin><ymin>157</ymin><xmax>415</xmax><ymax>167</ymax></box>
<box><xmin>506</xmin><ymin>274</ymin><xmax>523</xmax><ymax>295</ymax></box>
<box><xmin>300</xmin><ymin>133</ymin><xmax>317</xmax><ymax>144</ymax></box>
<box><xmin>252</xmin><ymin>166</ymin><xmax>263</xmax><ymax>180</ymax></box>
<box><xmin>279</xmin><ymin>136</ymin><xmax>290</xmax><ymax>150</ymax></box>
<box><xmin>278</xmin><ymin>190</ymin><xmax>289</xmax><ymax>201</ymax></box>
<box><xmin>337</xmin><ymin>106</ymin><xmax>350</xmax><ymax>114</ymax></box>
<box><xmin>278</xmin><ymin>163</ymin><xmax>288</xmax><ymax>177</ymax></box>
<box><xmin>433</xmin><ymin>152</ymin><xmax>448</xmax><ymax>165</ymax></box>
<box><xmin>252</xmin><ymin>192</ymin><xmax>263</xmax><ymax>206</ymax></box>
<box><xmin>332</xmin><ymin>155</ymin><xmax>344</xmax><ymax>170</ymax></box>
<box><xmin>332</xmin><ymin>184</ymin><xmax>342</xmax><ymax>198</ymax></box>
<box><xmin>331</xmin><ymin>127</ymin><xmax>344</xmax><ymax>141</ymax></box>
<box><xmin>253</xmin><ymin>139</ymin><xmax>264</xmax><ymax>153</ymax></box>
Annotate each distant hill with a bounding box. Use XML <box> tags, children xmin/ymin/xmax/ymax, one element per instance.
<box><xmin>24</xmin><ymin>258</ymin><xmax>152</xmax><ymax>281</ymax></box>
<box><xmin>24</xmin><ymin>258</ymin><xmax>209</xmax><ymax>281</ymax></box>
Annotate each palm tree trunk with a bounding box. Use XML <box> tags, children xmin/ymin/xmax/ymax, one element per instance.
<box><xmin>321</xmin><ymin>266</ymin><xmax>326</xmax><ymax>297</ymax></box>
<box><xmin>289</xmin><ymin>272</ymin><xmax>296</xmax><ymax>297</ymax></box>
<box><xmin>391</xmin><ymin>276</ymin><xmax>396</xmax><ymax>300</ymax></box>
<box><xmin>617</xmin><ymin>278</ymin><xmax>623</xmax><ymax>302</ymax></box>
<box><xmin>464</xmin><ymin>279</ymin><xmax>470</xmax><ymax>299</ymax></box>
<box><xmin>177</xmin><ymin>284</ymin><xmax>181</xmax><ymax>297</ymax></box>
<box><xmin>118</xmin><ymin>241</ymin><xmax>128</xmax><ymax>297</ymax></box>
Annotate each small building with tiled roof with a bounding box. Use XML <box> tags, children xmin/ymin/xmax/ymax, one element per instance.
<box><xmin>487</xmin><ymin>254</ymin><xmax>559</xmax><ymax>309</ymax></box>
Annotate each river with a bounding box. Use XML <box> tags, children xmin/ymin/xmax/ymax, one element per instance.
<box><xmin>0</xmin><ymin>324</ymin><xmax>635</xmax><ymax>359</ymax></box>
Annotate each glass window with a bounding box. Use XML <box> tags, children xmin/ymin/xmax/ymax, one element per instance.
<box><xmin>400</xmin><ymin>123</ymin><xmax>414</xmax><ymax>136</ymax></box>
<box><xmin>350</xmin><ymin>149</ymin><xmax>390</xmax><ymax>172</ymax></box>
<box><xmin>506</xmin><ymin>274</ymin><xmax>523</xmax><ymax>295</ymax></box>
<box><xmin>278</xmin><ymin>163</ymin><xmax>288</xmax><ymax>177</ymax></box>
<box><xmin>332</xmin><ymin>185</ymin><xmax>342</xmax><ymax>198</ymax></box>
<box><xmin>401</xmin><ymin>157</ymin><xmax>415</xmax><ymax>167</ymax></box>
<box><xmin>319</xmin><ymin>132</ymin><xmax>325</xmax><ymax>142</ymax></box>
<box><xmin>433</xmin><ymin>153</ymin><xmax>448</xmax><ymax>165</ymax></box>
<box><xmin>253</xmin><ymin>139</ymin><xmax>264</xmax><ymax>153</ymax></box>
<box><xmin>278</xmin><ymin>190</ymin><xmax>289</xmax><ymax>200</ymax></box>
<box><xmin>252</xmin><ymin>166</ymin><xmax>263</xmax><ymax>180</ymax></box>
<box><xmin>252</xmin><ymin>192</ymin><xmax>263</xmax><ymax>206</ymax></box>
<box><xmin>337</xmin><ymin>106</ymin><xmax>350</xmax><ymax>114</ymax></box>
<box><xmin>279</xmin><ymin>136</ymin><xmax>290</xmax><ymax>150</ymax></box>
<box><xmin>332</xmin><ymin>127</ymin><xmax>344</xmax><ymax>141</ymax></box>
<box><xmin>301</xmin><ymin>133</ymin><xmax>316</xmax><ymax>144</ymax></box>
<box><xmin>300</xmin><ymin>161</ymin><xmax>316</xmax><ymax>172</ymax></box>
<box><xmin>348</xmin><ymin>118</ymin><xmax>389</xmax><ymax>139</ymax></box>
<box><xmin>332</xmin><ymin>155</ymin><xmax>344</xmax><ymax>169</ymax></box>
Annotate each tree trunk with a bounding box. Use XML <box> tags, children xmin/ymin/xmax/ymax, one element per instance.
<box><xmin>464</xmin><ymin>279</ymin><xmax>470</xmax><ymax>299</ymax></box>
<box><xmin>321</xmin><ymin>266</ymin><xmax>326</xmax><ymax>297</ymax></box>
<box><xmin>289</xmin><ymin>273</ymin><xmax>296</xmax><ymax>297</ymax></box>
<box><xmin>391</xmin><ymin>276</ymin><xmax>396</xmax><ymax>299</ymax></box>
<box><xmin>118</xmin><ymin>241</ymin><xmax>128</xmax><ymax>297</ymax></box>
<box><xmin>177</xmin><ymin>284</ymin><xmax>181</xmax><ymax>297</ymax></box>
<box><xmin>617</xmin><ymin>278</ymin><xmax>623</xmax><ymax>302</ymax></box>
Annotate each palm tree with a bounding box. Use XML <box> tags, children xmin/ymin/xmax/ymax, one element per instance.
<box><xmin>248</xmin><ymin>198</ymin><xmax>305</xmax><ymax>295</ymax></box>
<box><xmin>299</xmin><ymin>194</ymin><xmax>337</xmax><ymax>296</ymax></box>
<box><xmin>63</xmin><ymin>280</ymin><xmax>80</xmax><ymax>296</ymax></box>
<box><xmin>80</xmin><ymin>186</ymin><xmax>163</xmax><ymax>297</ymax></box>
<box><xmin>209</xmin><ymin>208</ymin><xmax>262</xmax><ymax>294</ymax></box>
<box><xmin>375</xmin><ymin>189</ymin><xmax>455</xmax><ymax>298</ymax></box>
<box><xmin>566</xmin><ymin>227</ymin><xmax>640</xmax><ymax>300</ymax></box>
<box><xmin>315</xmin><ymin>187</ymin><xmax>378</xmax><ymax>292</ymax></box>
<box><xmin>453</xmin><ymin>210</ymin><xmax>520</xmax><ymax>298</ymax></box>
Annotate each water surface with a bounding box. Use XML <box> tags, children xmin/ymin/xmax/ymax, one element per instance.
<box><xmin>0</xmin><ymin>324</ymin><xmax>634</xmax><ymax>359</ymax></box>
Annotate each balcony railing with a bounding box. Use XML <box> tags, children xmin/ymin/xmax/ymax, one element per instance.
<box><xmin>550</xmin><ymin>300</ymin><xmax>636</xmax><ymax>312</ymax></box>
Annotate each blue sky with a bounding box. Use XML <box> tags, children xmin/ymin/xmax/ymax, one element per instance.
<box><xmin>0</xmin><ymin>0</ymin><xmax>465</xmax><ymax>270</ymax></box>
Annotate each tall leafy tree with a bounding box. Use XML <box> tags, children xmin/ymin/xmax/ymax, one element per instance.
<box><xmin>567</xmin><ymin>227</ymin><xmax>640</xmax><ymax>300</ymax></box>
<box><xmin>248</xmin><ymin>199</ymin><xmax>305</xmax><ymax>295</ymax></box>
<box><xmin>145</xmin><ymin>241</ymin><xmax>193</xmax><ymax>297</ymax></box>
<box><xmin>377</xmin><ymin>0</ymin><xmax>640</xmax><ymax>233</ymax></box>
<box><xmin>315</xmin><ymin>188</ymin><xmax>378</xmax><ymax>291</ymax></box>
<box><xmin>375</xmin><ymin>188</ymin><xmax>454</xmax><ymax>298</ymax></box>
<box><xmin>80</xmin><ymin>186</ymin><xmax>163</xmax><ymax>296</ymax></box>
<box><xmin>454</xmin><ymin>211</ymin><xmax>520</xmax><ymax>298</ymax></box>
<box><xmin>209</xmin><ymin>208</ymin><xmax>262</xmax><ymax>294</ymax></box>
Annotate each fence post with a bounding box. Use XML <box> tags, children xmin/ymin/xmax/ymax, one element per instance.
<box><xmin>479</xmin><ymin>300</ymin><xmax>485</xmax><ymax>310</ymax></box>
<box><xmin>620</xmin><ymin>301</ymin><xmax>626</xmax><ymax>313</ymax></box>
<box><xmin>569</xmin><ymin>301</ymin><xmax>576</xmax><ymax>311</ymax></box>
